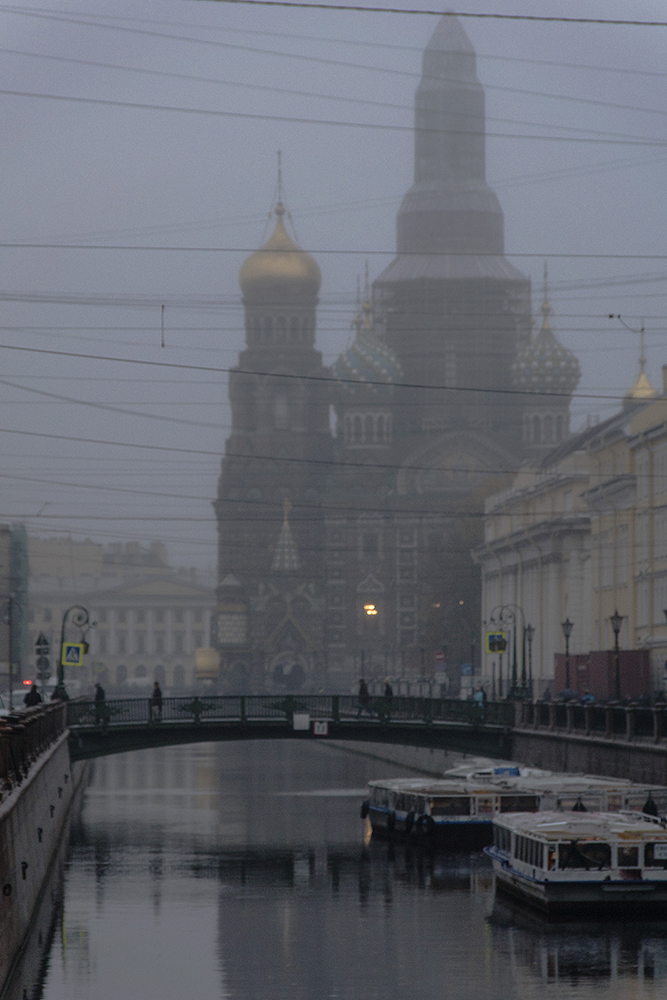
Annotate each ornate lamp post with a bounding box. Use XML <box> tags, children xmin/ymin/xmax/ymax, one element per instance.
<box><xmin>524</xmin><ymin>623</ymin><xmax>535</xmax><ymax>698</ymax></box>
<box><xmin>55</xmin><ymin>605</ymin><xmax>93</xmax><ymax>701</ymax></box>
<box><xmin>490</xmin><ymin>605</ymin><xmax>526</xmax><ymax>699</ymax></box>
<box><xmin>561</xmin><ymin>618</ymin><xmax>574</xmax><ymax>690</ymax></box>
<box><xmin>610</xmin><ymin>609</ymin><xmax>624</xmax><ymax>701</ymax></box>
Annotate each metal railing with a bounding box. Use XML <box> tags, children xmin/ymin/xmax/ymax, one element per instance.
<box><xmin>0</xmin><ymin>702</ymin><xmax>68</xmax><ymax>797</ymax></box>
<box><xmin>516</xmin><ymin>700</ymin><xmax>667</xmax><ymax>743</ymax></box>
<box><xmin>67</xmin><ymin>694</ymin><xmax>517</xmax><ymax>731</ymax></box>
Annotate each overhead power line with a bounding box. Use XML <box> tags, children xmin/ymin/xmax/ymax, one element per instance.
<box><xmin>1</xmin><ymin>87</ymin><xmax>665</xmax><ymax>149</ymax></box>
<box><xmin>0</xmin><ymin>340</ymin><xmax>654</xmax><ymax>404</ymax></box>
<box><xmin>193</xmin><ymin>0</ymin><xmax>667</xmax><ymax>27</ymax></box>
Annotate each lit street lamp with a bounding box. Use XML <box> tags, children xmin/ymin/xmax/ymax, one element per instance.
<box><xmin>561</xmin><ymin>618</ymin><xmax>574</xmax><ymax>690</ymax></box>
<box><xmin>610</xmin><ymin>609</ymin><xmax>624</xmax><ymax>701</ymax></box>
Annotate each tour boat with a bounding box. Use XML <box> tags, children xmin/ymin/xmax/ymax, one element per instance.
<box><xmin>360</xmin><ymin>770</ymin><xmax>667</xmax><ymax>847</ymax></box>
<box><xmin>485</xmin><ymin>810</ymin><xmax>667</xmax><ymax>914</ymax></box>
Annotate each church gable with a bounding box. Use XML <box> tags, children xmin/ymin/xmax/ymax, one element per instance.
<box><xmin>396</xmin><ymin>430</ymin><xmax>516</xmax><ymax>497</ymax></box>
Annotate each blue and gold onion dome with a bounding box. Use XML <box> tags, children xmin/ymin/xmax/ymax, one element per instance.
<box><xmin>239</xmin><ymin>203</ymin><xmax>321</xmax><ymax>304</ymax></box>
<box><xmin>512</xmin><ymin>297</ymin><xmax>580</xmax><ymax>395</ymax></box>
<box><xmin>332</xmin><ymin>302</ymin><xmax>403</xmax><ymax>394</ymax></box>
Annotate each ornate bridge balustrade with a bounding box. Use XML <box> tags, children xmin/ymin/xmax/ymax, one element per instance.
<box><xmin>0</xmin><ymin>703</ymin><xmax>67</xmax><ymax>796</ymax></box>
<box><xmin>516</xmin><ymin>700</ymin><xmax>667</xmax><ymax>743</ymax></box>
<box><xmin>66</xmin><ymin>695</ymin><xmax>516</xmax><ymax>761</ymax></box>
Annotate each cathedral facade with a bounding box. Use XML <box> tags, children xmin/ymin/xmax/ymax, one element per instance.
<box><xmin>213</xmin><ymin>16</ymin><xmax>580</xmax><ymax>693</ymax></box>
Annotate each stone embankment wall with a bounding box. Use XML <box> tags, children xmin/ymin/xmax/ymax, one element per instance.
<box><xmin>0</xmin><ymin>705</ymin><xmax>85</xmax><ymax>994</ymax></box>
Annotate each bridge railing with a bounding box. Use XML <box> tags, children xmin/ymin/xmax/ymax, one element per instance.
<box><xmin>517</xmin><ymin>699</ymin><xmax>667</xmax><ymax>743</ymax></box>
<box><xmin>0</xmin><ymin>702</ymin><xmax>67</xmax><ymax>797</ymax></box>
<box><xmin>67</xmin><ymin>694</ymin><xmax>516</xmax><ymax>730</ymax></box>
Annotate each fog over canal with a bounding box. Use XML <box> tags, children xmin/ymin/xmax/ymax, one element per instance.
<box><xmin>20</xmin><ymin>741</ymin><xmax>667</xmax><ymax>999</ymax></box>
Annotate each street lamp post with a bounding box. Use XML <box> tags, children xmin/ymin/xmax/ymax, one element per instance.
<box><xmin>611</xmin><ymin>609</ymin><xmax>624</xmax><ymax>701</ymax></box>
<box><xmin>524</xmin><ymin>624</ymin><xmax>535</xmax><ymax>698</ymax></box>
<box><xmin>490</xmin><ymin>605</ymin><xmax>526</xmax><ymax>699</ymax></box>
<box><xmin>561</xmin><ymin>618</ymin><xmax>574</xmax><ymax>691</ymax></box>
<box><xmin>55</xmin><ymin>605</ymin><xmax>92</xmax><ymax>701</ymax></box>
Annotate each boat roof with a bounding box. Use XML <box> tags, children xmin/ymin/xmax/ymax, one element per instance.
<box><xmin>367</xmin><ymin>774</ymin><xmax>665</xmax><ymax>795</ymax></box>
<box><xmin>494</xmin><ymin>810</ymin><xmax>667</xmax><ymax>840</ymax></box>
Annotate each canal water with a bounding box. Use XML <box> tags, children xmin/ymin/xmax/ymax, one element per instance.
<box><xmin>12</xmin><ymin>740</ymin><xmax>667</xmax><ymax>999</ymax></box>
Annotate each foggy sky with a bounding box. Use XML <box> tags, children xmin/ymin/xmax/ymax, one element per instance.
<box><xmin>1</xmin><ymin>0</ymin><xmax>667</xmax><ymax>571</ymax></box>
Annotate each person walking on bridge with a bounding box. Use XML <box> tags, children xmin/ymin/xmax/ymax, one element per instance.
<box><xmin>357</xmin><ymin>679</ymin><xmax>372</xmax><ymax>718</ymax></box>
<box><xmin>151</xmin><ymin>681</ymin><xmax>163</xmax><ymax>722</ymax></box>
<box><xmin>24</xmin><ymin>683</ymin><xmax>42</xmax><ymax>707</ymax></box>
<box><xmin>94</xmin><ymin>682</ymin><xmax>106</xmax><ymax>726</ymax></box>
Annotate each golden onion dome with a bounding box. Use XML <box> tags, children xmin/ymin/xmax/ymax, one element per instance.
<box><xmin>239</xmin><ymin>203</ymin><xmax>321</xmax><ymax>304</ymax></box>
<box><xmin>623</xmin><ymin>367</ymin><xmax>658</xmax><ymax>409</ymax></box>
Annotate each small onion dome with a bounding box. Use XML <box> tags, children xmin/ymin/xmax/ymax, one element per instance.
<box><xmin>239</xmin><ymin>203</ymin><xmax>321</xmax><ymax>304</ymax></box>
<box><xmin>332</xmin><ymin>326</ymin><xmax>403</xmax><ymax>395</ymax></box>
<box><xmin>512</xmin><ymin>296</ymin><xmax>580</xmax><ymax>395</ymax></box>
<box><xmin>623</xmin><ymin>365</ymin><xmax>658</xmax><ymax>410</ymax></box>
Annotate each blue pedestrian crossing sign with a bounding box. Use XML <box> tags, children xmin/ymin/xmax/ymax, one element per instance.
<box><xmin>61</xmin><ymin>642</ymin><xmax>85</xmax><ymax>667</ymax></box>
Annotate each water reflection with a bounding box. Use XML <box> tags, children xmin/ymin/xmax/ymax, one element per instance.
<box><xmin>16</xmin><ymin>741</ymin><xmax>667</xmax><ymax>1000</ymax></box>
<box><xmin>490</xmin><ymin>897</ymin><xmax>667</xmax><ymax>985</ymax></box>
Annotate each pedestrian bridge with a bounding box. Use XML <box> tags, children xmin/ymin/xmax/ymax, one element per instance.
<box><xmin>66</xmin><ymin>695</ymin><xmax>667</xmax><ymax>786</ymax></box>
<box><xmin>67</xmin><ymin>694</ymin><xmax>513</xmax><ymax>761</ymax></box>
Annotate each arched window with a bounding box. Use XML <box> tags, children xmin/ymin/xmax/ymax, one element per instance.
<box><xmin>533</xmin><ymin>415</ymin><xmax>541</xmax><ymax>444</ymax></box>
<box><xmin>556</xmin><ymin>414</ymin><xmax>564</xmax><ymax>441</ymax></box>
<box><xmin>364</xmin><ymin>414</ymin><xmax>374</xmax><ymax>443</ymax></box>
<box><xmin>276</xmin><ymin>316</ymin><xmax>286</xmax><ymax>342</ymax></box>
<box><xmin>544</xmin><ymin>415</ymin><xmax>554</xmax><ymax>443</ymax></box>
<box><xmin>263</xmin><ymin>316</ymin><xmax>273</xmax><ymax>341</ymax></box>
<box><xmin>135</xmin><ymin>663</ymin><xmax>147</xmax><ymax>678</ymax></box>
<box><xmin>274</xmin><ymin>393</ymin><xmax>289</xmax><ymax>430</ymax></box>
<box><xmin>353</xmin><ymin>415</ymin><xmax>362</xmax><ymax>443</ymax></box>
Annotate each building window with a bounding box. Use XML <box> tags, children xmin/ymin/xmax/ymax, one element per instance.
<box><xmin>154</xmin><ymin>634</ymin><xmax>164</xmax><ymax>655</ymax></box>
<box><xmin>655</xmin><ymin>510</ymin><xmax>667</xmax><ymax>560</ymax></box>
<box><xmin>636</xmin><ymin>451</ymin><xmax>650</xmax><ymax>502</ymax></box>
<box><xmin>362</xmin><ymin>531</ymin><xmax>379</xmax><ymax>558</ymax></box>
<box><xmin>174</xmin><ymin>632</ymin><xmax>184</xmax><ymax>654</ymax></box>
<box><xmin>135</xmin><ymin>664</ymin><xmax>147</xmax><ymax>678</ymax></box>
<box><xmin>117</xmin><ymin>632</ymin><xmax>126</xmax><ymax>654</ymax></box>
<box><xmin>616</xmin><ymin>525</ymin><xmax>628</xmax><ymax>586</ymax></box>
<box><xmin>135</xmin><ymin>633</ymin><xmax>145</xmax><ymax>655</ymax></box>
<box><xmin>274</xmin><ymin>393</ymin><xmax>288</xmax><ymax>430</ymax></box>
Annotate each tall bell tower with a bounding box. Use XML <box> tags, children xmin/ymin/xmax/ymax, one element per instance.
<box><xmin>214</xmin><ymin>191</ymin><xmax>331</xmax><ymax>692</ymax></box>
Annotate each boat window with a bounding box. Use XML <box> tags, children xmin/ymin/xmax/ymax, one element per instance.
<box><xmin>547</xmin><ymin>847</ymin><xmax>557</xmax><ymax>871</ymax></box>
<box><xmin>430</xmin><ymin>796</ymin><xmax>471</xmax><ymax>817</ymax></box>
<box><xmin>607</xmin><ymin>794</ymin><xmax>623</xmax><ymax>812</ymax></box>
<box><xmin>558</xmin><ymin>841</ymin><xmax>612</xmax><ymax>870</ymax></box>
<box><xmin>645</xmin><ymin>842</ymin><xmax>667</xmax><ymax>868</ymax></box>
<box><xmin>558</xmin><ymin>796</ymin><xmax>600</xmax><ymax>812</ymax></box>
<box><xmin>617</xmin><ymin>844</ymin><xmax>640</xmax><ymax>868</ymax></box>
<box><xmin>493</xmin><ymin>825</ymin><xmax>511</xmax><ymax>853</ymax></box>
<box><xmin>500</xmin><ymin>795</ymin><xmax>539</xmax><ymax>813</ymax></box>
<box><xmin>476</xmin><ymin>796</ymin><xmax>495</xmax><ymax>815</ymax></box>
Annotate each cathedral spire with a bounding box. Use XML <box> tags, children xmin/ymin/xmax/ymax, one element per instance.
<box><xmin>271</xmin><ymin>499</ymin><xmax>300</xmax><ymax>573</ymax></box>
<box><xmin>396</xmin><ymin>14</ymin><xmax>503</xmax><ymax>257</ymax></box>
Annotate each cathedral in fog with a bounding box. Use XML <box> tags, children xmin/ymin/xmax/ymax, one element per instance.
<box><xmin>213</xmin><ymin>15</ymin><xmax>580</xmax><ymax>693</ymax></box>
